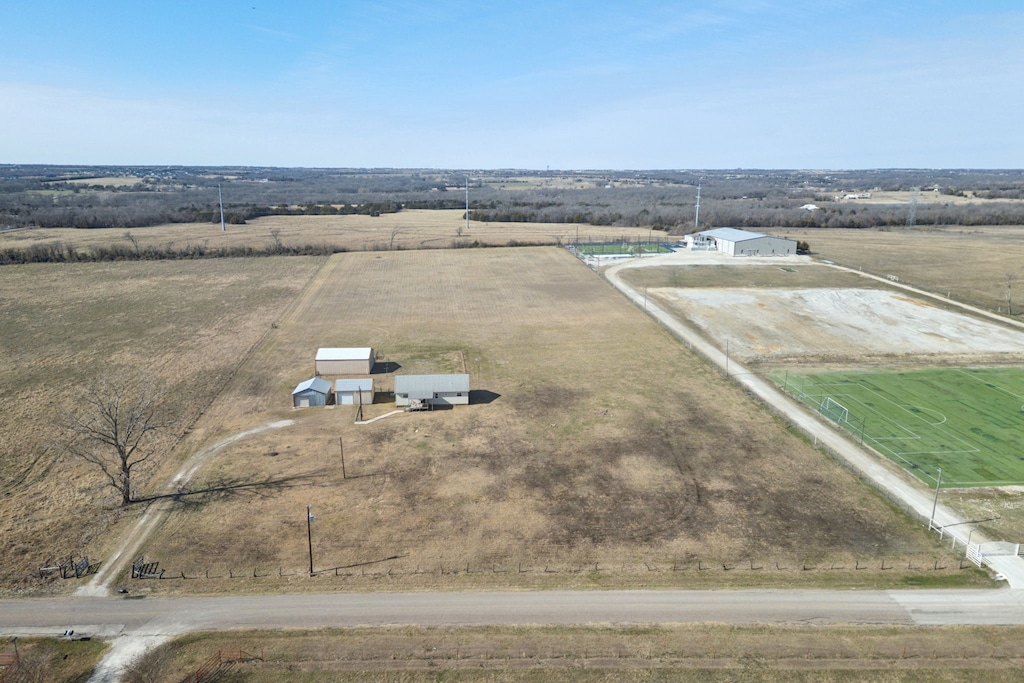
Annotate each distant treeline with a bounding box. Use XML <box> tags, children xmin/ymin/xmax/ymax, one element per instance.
<box><xmin>4</xmin><ymin>165</ymin><xmax>1024</xmax><ymax>232</ymax></box>
<box><xmin>0</xmin><ymin>241</ymin><xmax>346</xmax><ymax>265</ymax></box>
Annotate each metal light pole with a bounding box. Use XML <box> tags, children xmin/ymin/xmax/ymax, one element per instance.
<box><xmin>306</xmin><ymin>505</ymin><xmax>314</xmax><ymax>576</ymax></box>
<box><xmin>11</xmin><ymin>637</ymin><xmax>17</xmax><ymax>662</ymax></box>
<box><xmin>929</xmin><ymin>467</ymin><xmax>942</xmax><ymax>529</ymax></box>
<box><xmin>967</xmin><ymin>528</ymin><xmax>977</xmax><ymax>547</ymax></box>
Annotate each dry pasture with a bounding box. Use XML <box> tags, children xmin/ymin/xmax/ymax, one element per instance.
<box><xmin>0</xmin><ymin>209</ymin><xmax>652</xmax><ymax>254</ymax></box>
<box><xmin>768</xmin><ymin>226</ymin><xmax>1024</xmax><ymax>314</ymax></box>
<box><xmin>0</xmin><ymin>257</ymin><xmax>324</xmax><ymax>593</ymax></box>
<box><xmin>129</xmin><ymin>247</ymin><xmax>969</xmax><ymax>593</ymax></box>
<box><xmin>130</xmin><ymin>624</ymin><xmax>1024</xmax><ymax>682</ymax></box>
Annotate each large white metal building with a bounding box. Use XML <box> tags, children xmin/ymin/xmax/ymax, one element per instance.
<box><xmin>395</xmin><ymin>374</ymin><xmax>470</xmax><ymax>409</ymax></box>
<box><xmin>315</xmin><ymin>347</ymin><xmax>375</xmax><ymax>375</ymax></box>
<box><xmin>690</xmin><ymin>228</ymin><xmax>796</xmax><ymax>256</ymax></box>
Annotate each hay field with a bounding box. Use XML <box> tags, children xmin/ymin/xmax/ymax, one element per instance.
<box><xmin>0</xmin><ymin>209</ymin><xmax>649</xmax><ymax>253</ymax></box>
<box><xmin>133</xmin><ymin>248</ymin><xmax>966</xmax><ymax>592</ymax></box>
<box><xmin>0</xmin><ymin>257</ymin><xmax>324</xmax><ymax>593</ymax></box>
<box><xmin>126</xmin><ymin>625</ymin><xmax>1024</xmax><ymax>682</ymax></box>
<box><xmin>770</xmin><ymin>226</ymin><xmax>1024</xmax><ymax>313</ymax></box>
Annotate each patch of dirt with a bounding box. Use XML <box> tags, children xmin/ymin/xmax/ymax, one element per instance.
<box><xmin>653</xmin><ymin>287</ymin><xmax>1024</xmax><ymax>361</ymax></box>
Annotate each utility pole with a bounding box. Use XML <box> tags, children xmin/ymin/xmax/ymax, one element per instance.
<box><xmin>306</xmin><ymin>505</ymin><xmax>314</xmax><ymax>576</ymax></box>
<box><xmin>929</xmin><ymin>467</ymin><xmax>942</xmax><ymax>529</ymax></box>
<box><xmin>339</xmin><ymin>437</ymin><xmax>346</xmax><ymax>479</ymax></box>
<box><xmin>218</xmin><ymin>184</ymin><xmax>226</xmax><ymax>232</ymax></box>
<box><xmin>694</xmin><ymin>183</ymin><xmax>702</xmax><ymax>230</ymax></box>
<box><xmin>465</xmin><ymin>177</ymin><xmax>470</xmax><ymax>236</ymax></box>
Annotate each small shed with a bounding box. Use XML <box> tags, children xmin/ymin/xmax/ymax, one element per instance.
<box><xmin>395</xmin><ymin>374</ymin><xmax>470</xmax><ymax>409</ymax></box>
<box><xmin>292</xmin><ymin>377</ymin><xmax>333</xmax><ymax>408</ymax></box>
<box><xmin>315</xmin><ymin>347</ymin><xmax>375</xmax><ymax>375</ymax></box>
<box><xmin>334</xmin><ymin>378</ymin><xmax>374</xmax><ymax>406</ymax></box>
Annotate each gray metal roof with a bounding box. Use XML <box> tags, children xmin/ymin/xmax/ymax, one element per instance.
<box><xmin>698</xmin><ymin>228</ymin><xmax>769</xmax><ymax>242</ymax></box>
<box><xmin>395</xmin><ymin>374</ymin><xmax>470</xmax><ymax>399</ymax></box>
<box><xmin>293</xmin><ymin>377</ymin><xmax>332</xmax><ymax>395</ymax></box>
<box><xmin>334</xmin><ymin>378</ymin><xmax>373</xmax><ymax>392</ymax></box>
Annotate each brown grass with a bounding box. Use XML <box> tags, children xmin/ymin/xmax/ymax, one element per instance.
<box><xmin>129</xmin><ymin>625</ymin><xmax>1024</xmax><ymax>682</ymax></box>
<box><xmin>0</xmin><ymin>637</ymin><xmax>108</xmax><ymax>682</ymax></box>
<box><xmin>768</xmin><ymin>226</ymin><xmax>1024</xmax><ymax>314</ymax></box>
<box><xmin>125</xmin><ymin>248</ymin><xmax>967</xmax><ymax>593</ymax></box>
<box><xmin>0</xmin><ymin>257</ymin><xmax>324</xmax><ymax>594</ymax></box>
<box><xmin>0</xmin><ymin>210</ymin><xmax>652</xmax><ymax>253</ymax></box>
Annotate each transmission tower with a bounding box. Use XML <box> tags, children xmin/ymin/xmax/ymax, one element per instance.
<box><xmin>906</xmin><ymin>187</ymin><xmax>919</xmax><ymax>228</ymax></box>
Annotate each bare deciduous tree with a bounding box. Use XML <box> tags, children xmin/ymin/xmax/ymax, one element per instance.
<box><xmin>60</xmin><ymin>375</ymin><xmax>169</xmax><ymax>506</ymax></box>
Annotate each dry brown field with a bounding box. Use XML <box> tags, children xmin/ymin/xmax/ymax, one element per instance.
<box><xmin>0</xmin><ymin>257</ymin><xmax>325</xmax><ymax>593</ymax></box>
<box><xmin>767</xmin><ymin>226</ymin><xmax>1024</xmax><ymax>314</ymax></box>
<box><xmin>0</xmin><ymin>209</ymin><xmax>650</xmax><ymax>253</ymax></box>
<box><xmin>121</xmin><ymin>247</ymin><xmax>971</xmax><ymax>594</ymax></box>
<box><xmin>617</xmin><ymin>249</ymin><xmax>1024</xmax><ymax>545</ymax></box>
<box><xmin>832</xmin><ymin>189</ymin><xmax>1022</xmax><ymax>205</ymax></box>
<box><xmin>59</xmin><ymin>175</ymin><xmax>145</xmax><ymax>187</ymax></box>
<box><xmin>131</xmin><ymin>624</ymin><xmax>1024</xmax><ymax>682</ymax></box>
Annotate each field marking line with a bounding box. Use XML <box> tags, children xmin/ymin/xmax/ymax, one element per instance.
<box><xmin>824</xmin><ymin>381</ymin><xmax>977</xmax><ymax>454</ymax></box>
<box><xmin>952</xmin><ymin>367</ymin><xmax>1024</xmax><ymax>403</ymax></box>
<box><xmin>77</xmin><ymin>419</ymin><xmax>295</xmax><ymax>597</ymax></box>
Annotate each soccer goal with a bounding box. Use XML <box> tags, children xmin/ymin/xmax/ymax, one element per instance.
<box><xmin>818</xmin><ymin>396</ymin><xmax>850</xmax><ymax>424</ymax></box>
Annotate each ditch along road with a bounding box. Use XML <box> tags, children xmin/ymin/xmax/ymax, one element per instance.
<box><xmin>602</xmin><ymin>253</ymin><xmax>1024</xmax><ymax>589</ymax></box>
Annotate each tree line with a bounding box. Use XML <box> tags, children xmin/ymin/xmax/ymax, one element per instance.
<box><xmin>4</xmin><ymin>165</ymin><xmax>1024</xmax><ymax>233</ymax></box>
<box><xmin>0</xmin><ymin>240</ymin><xmax>346</xmax><ymax>265</ymax></box>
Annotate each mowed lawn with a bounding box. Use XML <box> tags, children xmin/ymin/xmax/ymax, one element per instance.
<box><xmin>134</xmin><ymin>248</ymin><xmax>964</xmax><ymax>591</ymax></box>
<box><xmin>780</xmin><ymin>368</ymin><xmax>1024</xmax><ymax>487</ymax></box>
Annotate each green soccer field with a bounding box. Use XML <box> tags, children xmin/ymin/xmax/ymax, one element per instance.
<box><xmin>575</xmin><ymin>242</ymin><xmax>671</xmax><ymax>255</ymax></box>
<box><xmin>776</xmin><ymin>368</ymin><xmax>1024</xmax><ymax>487</ymax></box>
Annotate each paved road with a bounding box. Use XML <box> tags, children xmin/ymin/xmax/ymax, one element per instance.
<box><xmin>4</xmin><ymin>589</ymin><xmax>1024</xmax><ymax>641</ymax></box>
<box><xmin>603</xmin><ymin>253</ymin><xmax>1024</xmax><ymax>589</ymax></box>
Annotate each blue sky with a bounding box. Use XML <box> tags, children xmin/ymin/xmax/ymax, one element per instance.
<box><xmin>1</xmin><ymin>1</ymin><xmax>1022</xmax><ymax>168</ymax></box>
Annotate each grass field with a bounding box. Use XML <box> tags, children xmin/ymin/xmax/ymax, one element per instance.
<box><xmin>771</xmin><ymin>226</ymin><xmax>1024</xmax><ymax>314</ymax></box>
<box><xmin>0</xmin><ymin>248</ymin><xmax>985</xmax><ymax>594</ymax></box>
<box><xmin>0</xmin><ymin>209</ymin><xmax>655</xmax><ymax>254</ymax></box>
<box><xmin>779</xmin><ymin>368</ymin><xmax>1024</xmax><ymax>487</ymax></box>
<box><xmin>575</xmin><ymin>242</ymin><xmax>672</xmax><ymax>255</ymax></box>
<box><xmin>128</xmin><ymin>625</ymin><xmax>1024</xmax><ymax>682</ymax></box>
<box><xmin>123</xmin><ymin>247</ymin><xmax>969</xmax><ymax>593</ymax></box>
<box><xmin>0</xmin><ymin>257</ymin><xmax>325</xmax><ymax>592</ymax></box>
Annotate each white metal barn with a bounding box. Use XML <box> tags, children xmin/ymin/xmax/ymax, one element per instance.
<box><xmin>315</xmin><ymin>347</ymin><xmax>375</xmax><ymax>375</ymax></box>
<box><xmin>395</xmin><ymin>374</ymin><xmax>470</xmax><ymax>409</ymax></box>
<box><xmin>697</xmin><ymin>228</ymin><xmax>796</xmax><ymax>256</ymax></box>
<box><xmin>334</xmin><ymin>378</ymin><xmax>374</xmax><ymax>405</ymax></box>
<box><xmin>292</xmin><ymin>377</ymin><xmax>333</xmax><ymax>408</ymax></box>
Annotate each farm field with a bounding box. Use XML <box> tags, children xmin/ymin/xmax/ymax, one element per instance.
<box><xmin>770</xmin><ymin>226</ymin><xmax>1024</xmax><ymax>314</ymax></box>
<box><xmin>0</xmin><ymin>209</ymin><xmax>651</xmax><ymax>254</ymax></box>
<box><xmin>125</xmin><ymin>247</ymin><xmax>971</xmax><ymax>594</ymax></box>
<box><xmin>777</xmin><ymin>368</ymin><xmax>1024</xmax><ymax>488</ymax></box>
<box><xmin>0</xmin><ymin>257</ymin><xmax>325</xmax><ymax>593</ymax></box>
<box><xmin>118</xmin><ymin>624</ymin><xmax>1024</xmax><ymax>682</ymax></box>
